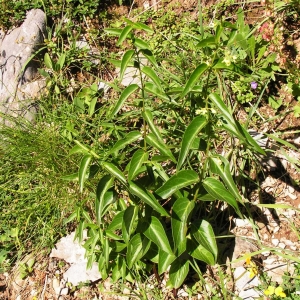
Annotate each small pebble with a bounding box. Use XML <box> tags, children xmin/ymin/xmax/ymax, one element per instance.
<box><xmin>272</xmin><ymin>239</ymin><xmax>279</xmax><ymax>246</ymax></box>
<box><xmin>278</xmin><ymin>243</ymin><xmax>286</xmax><ymax>249</ymax></box>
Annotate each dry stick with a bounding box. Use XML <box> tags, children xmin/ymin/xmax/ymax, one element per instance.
<box><xmin>40</xmin><ymin>274</ymin><xmax>47</xmax><ymax>300</ymax></box>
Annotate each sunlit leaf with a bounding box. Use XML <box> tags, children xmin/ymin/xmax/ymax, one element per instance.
<box><xmin>129</xmin><ymin>181</ymin><xmax>169</xmax><ymax>217</ymax></box>
<box><xmin>187</xmin><ymin>239</ymin><xmax>215</xmax><ymax>265</ymax></box>
<box><xmin>122</xmin><ymin>205</ymin><xmax>138</xmax><ymax>244</ymax></box>
<box><xmin>191</xmin><ymin>220</ymin><xmax>218</xmax><ymax>262</ymax></box>
<box><xmin>95</xmin><ymin>175</ymin><xmax>114</xmax><ymax>225</ymax></box>
<box><xmin>120</xmin><ymin>50</ymin><xmax>135</xmax><ymax>82</ymax></box>
<box><xmin>142</xmin><ymin>66</ymin><xmax>162</xmax><ymax>91</ymax></box>
<box><xmin>180</xmin><ymin>64</ymin><xmax>208</xmax><ymax>99</ymax></box>
<box><xmin>158</xmin><ymin>249</ymin><xmax>176</xmax><ymax>275</ymax></box>
<box><xmin>110</xmin><ymin>84</ymin><xmax>139</xmax><ymax>117</ymax></box>
<box><xmin>203</xmin><ymin>177</ymin><xmax>242</xmax><ymax>217</ymax></box>
<box><xmin>79</xmin><ymin>154</ymin><xmax>92</xmax><ymax>193</ymax></box>
<box><xmin>145</xmin><ymin>133</ymin><xmax>176</xmax><ymax>163</ymax></box>
<box><xmin>107</xmin><ymin>131</ymin><xmax>142</xmax><ymax>156</ymax></box>
<box><xmin>155</xmin><ymin>170</ymin><xmax>199</xmax><ymax>199</ymax></box>
<box><xmin>117</xmin><ymin>25</ymin><xmax>133</xmax><ymax>46</ymax></box>
<box><xmin>102</xmin><ymin>162</ymin><xmax>127</xmax><ymax>186</ymax></box>
<box><xmin>172</xmin><ymin>198</ymin><xmax>195</xmax><ymax>254</ymax></box>
<box><xmin>177</xmin><ymin>115</ymin><xmax>208</xmax><ymax>171</ymax></box>
<box><xmin>128</xmin><ymin>149</ymin><xmax>149</xmax><ymax>181</ymax></box>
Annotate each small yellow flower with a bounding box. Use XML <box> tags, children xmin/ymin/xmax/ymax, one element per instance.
<box><xmin>264</xmin><ymin>286</ymin><xmax>275</xmax><ymax>296</ymax></box>
<box><xmin>248</xmin><ymin>265</ymin><xmax>258</xmax><ymax>279</ymax></box>
<box><xmin>264</xmin><ymin>286</ymin><xmax>286</xmax><ymax>298</ymax></box>
<box><xmin>245</xmin><ymin>255</ymin><xmax>251</xmax><ymax>265</ymax></box>
<box><xmin>275</xmin><ymin>286</ymin><xmax>286</xmax><ymax>298</ymax></box>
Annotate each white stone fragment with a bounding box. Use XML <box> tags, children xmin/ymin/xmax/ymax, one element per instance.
<box><xmin>278</xmin><ymin>243</ymin><xmax>286</xmax><ymax>249</ymax></box>
<box><xmin>234</xmin><ymin>218</ymin><xmax>252</xmax><ymax>227</ymax></box>
<box><xmin>60</xmin><ymin>287</ymin><xmax>69</xmax><ymax>295</ymax></box>
<box><xmin>272</xmin><ymin>239</ymin><xmax>279</xmax><ymax>246</ymax></box>
<box><xmin>52</xmin><ymin>278</ymin><xmax>61</xmax><ymax>296</ymax></box>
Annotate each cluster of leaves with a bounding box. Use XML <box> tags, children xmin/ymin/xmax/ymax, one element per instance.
<box><xmin>0</xmin><ymin>0</ymin><xmax>102</xmax><ymax>30</ymax></box>
<box><xmin>65</xmin><ymin>12</ymin><xmax>279</xmax><ymax>288</ymax></box>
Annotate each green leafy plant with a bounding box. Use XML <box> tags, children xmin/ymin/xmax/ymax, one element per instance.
<box><xmin>67</xmin><ymin>15</ymin><xmax>272</xmax><ymax>289</ymax></box>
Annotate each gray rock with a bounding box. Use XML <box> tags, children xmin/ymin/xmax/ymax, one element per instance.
<box><xmin>0</xmin><ymin>9</ymin><xmax>46</xmax><ymax>124</ymax></box>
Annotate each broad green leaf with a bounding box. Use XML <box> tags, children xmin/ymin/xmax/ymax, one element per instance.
<box><xmin>120</xmin><ymin>50</ymin><xmax>135</xmax><ymax>82</ymax></box>
<box><xmin>187</xmin><ymin>239</ymin><xmax>215</xmax><ymax>265</ymax></box>
<box><xmin>79</xmin><ymin>154</ymin><xmax>92</xmax><ymax>192</ymax></box>
<box><xmin>110</xmin><ymin>84</ymin><xmax>139</xmax><ymax>117</ymax></box>
<box><xmin>117</xmin><ymin>25</ymin><xmax>133</xmax><ymax>46</ymax></box>
<box><xmin>107</xmin><ymin>211</ymin><xmax>124</xmax><ymax>231</ymax></box>
<box><xmin>134</xmin><ymin>38</ymin><xmax>150</xmax><ymax>49</ymax></box>
<box><xmin>142</xmin><ymin>66</ymin><xmax>162</xmax><ymax>91</ymax></box>
<box><xmin>102</xmin><ymin>162</ymin><xmax>127</xmax><ymax>186</ymax></box>
<box><xmin>105</xmin><ymin>230</ymin><xmax>122</xmax><ymax>240</ymax></box>
<box><xmin>134</xmin><ymin>22</ymin><xmax>153</xmax><ymax>33</ymax></box>
<box><xmin>191</xmin><ymin>220</ymin><xmax>218</xmax><ymax>261</ymax></box>
<box><xmin>209</xmin><ymin>155</ymin><xmax>243</xmax><ymax>203</ymax></box>
<box><xmin>209</xmin><ymin>93</ymin><xmax>265</xmax><ymax>154</ymax></box>
<box><xmin>158</xmin><ymin>249</ymin><xmax>176</xmax><ymax>275</ymax></box>
<box><xmin>142</xmin><ymin>109</ymin><xmax>163</xmax><ymax>141</ymax></box>
<box><xmin>202</xmin><ymin>177</ymin><xmax>242</xmax><ymax>218</ymax></box>
<box><xmin>144</xmin><ymin>82</ymin><xmax>169</xmax><ymax>101</ymax></box>
<box><xmin>122</xmin><ymin>205</ymin><xmax>138</xmax><ymax>244</ymax></box>
<box><xmin>110</xmin><ymin>241</ymin><xmax>127</xmax><ymax>252</ymax></box>
<box><xmin>143</xmin><ymin>216</ymin><xmax>173</xmax><ymax>255</ymax></box>
<box><xmin>141</xmin><ymin>49</ymin><xmax>158</xmax><ymax>67</ymax></box>
<box><xmin>95</xmin><ymin>175</ymin><xmax>114</xmax><ymax>224</ymax></box>
<box><xmin>155</xmin><ymin>170</ymin><xmax>199</xmax><ymax>199</ymax></box>
<box><xmin>169</xmin><ymin>259</ymin><xmax>189</xmax><ymax>289</ymax></box>
<box><xmin>44</xmin><ymin>52</ymin><xmax>53</xmax><ymax>69</ymax></box>
<box><xmin>177</xmin><ymin>115</ymin><xmax>208</xmax><ymax>171</ymax></box>
<box><xmin>180</xmin><ymin>64</ymin><xmax>208</xmax><ymax>99</ymax></box>
<box><xmin>145</xmin><ymin>133</ymin><xmax>176</xmax><ymax>163</ymax></box>
<box><xmin>107</xmin><ymin>131</ymin><xmax>142</xmax><ymax>156</ymax></box>
<box><xmin>104</xmin><ymin>28</ymin><xmax>123</xmax><ymax>36</ymax></box>
<box><xmin>129</xmin><ymin>181</ymin><xmax>169</xmax><ymax>217</ymax></box>
<box><xmin>126</xmin><ymin>234</ymin><xmax>151</xmax><ymax>268</ymax></box>
<box><xmin>196</xmin><ymin>37</ymin><xmax>216</xmax><ymax>48</ymax></box>
<box><xmin>172</xmin><ymin>198</ymin><xmax>195</xmax><ymax>254</ymax></box>
<box><xmin>55</xmin><ymin>53</ymin><xmax>66</xmax><ymax>71</ymax></box>
<box><xmin>128</xmin><ymin>149</ymin><xmax>149</xmax><ymax>181</ymax></box>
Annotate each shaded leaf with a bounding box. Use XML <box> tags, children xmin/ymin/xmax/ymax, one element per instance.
<box><xmin>169</xmin><ymin>259</ymin><xmax>189</xmax><ymax>289</ymax></box>
<box><xmin>143</xmin><ymin>216</ymin><xmax>173</xmax><ymax>255</ymax></box>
